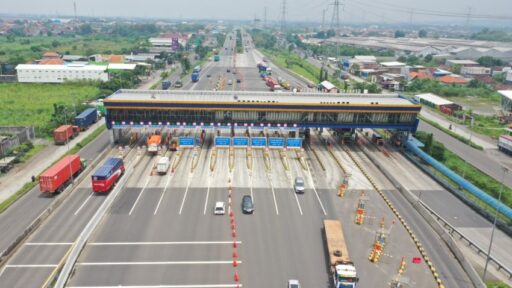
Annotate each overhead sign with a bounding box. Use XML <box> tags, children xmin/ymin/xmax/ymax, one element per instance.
<box><xmin>233</xmin><ymin>137</ymin><xmax>249</xmax><ymax>147</ymax></box>
<box><xmin>251</xmin><ymin>137</ymin><xmax>267</xmax><ymax>148</ymax></box>
<box><xmin>286</xmin><ymin>138</ymin><xmax>302</xmax><ymax>149</ymax></box>
<box><xmin>215</xmin><ymin>137</ymin><xmax>231</xmax><ymax>147</ymax></box>
<box><xmin>179</xmin><ymin>137</ymin><xmax>195</xmax><ymax>147</ymax></box>
<box><xmin>268</xmin><ymin>138</ymin><xmax>284</xmax><ymax>148</ymax></box>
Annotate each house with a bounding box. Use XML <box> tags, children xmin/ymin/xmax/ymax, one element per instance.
<box><xmin>460</xmin><ymin>66</ymin><xmax>491</xmax><ymax>76</ymax></box>
<box><xmin>318</xmin><ymin>80</ymin><xmax>338</xmax><ymax>93</ymax></box>
<box><xmin>446</xmin><ymin>59</ymin><xmax>479</xmax><ymax>67</ymax></box>
<box><xmin>42</xmin><ymin>52</ymin><xmax>60</xmax><ymax>60</ymax></box>
<box><xmin>438</xmin><ymin>75</ymin><xmax>469</xmax><ymax>85</ymax></box>
<box><xmin>16</xmin><ymin>64</ymin><xmax>109</xmax><ymax>83</ymax></box>
<box><xmin>380</xmin><ymin>61</ymin><xmax>406</xmax><ymax>74</ymax></box>
<box><xmin>414</xmin><ymin>93</ymin><xmax>462</xmax><ymax>114</ymax></box>
<box><xmin>379</xmin><ymin>73</ymin><xmax>405</xmax><ymax>91</ymax></box>
<box><xmin>498</xmin><ymin>90</ymin><xmax>512</xmax><ymax>112</ymax></box>
<box><xmin>39</xmin><ymin>58</ymin><xmax>64</xmax><ymax>65</ymax></box>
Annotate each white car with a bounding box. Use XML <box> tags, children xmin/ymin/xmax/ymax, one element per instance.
<box><xmin>214</xmin><ymin>202</ymin><xmax>226</xmax><ymax>215</ymax></box>
<box><xmin>288</xmin><ymin>279</ymin><xmax>301</xmax><ymax>288</ymax></box>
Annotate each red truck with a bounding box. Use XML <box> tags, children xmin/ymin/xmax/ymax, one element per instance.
<box><xmin>54</xmin><ymin>125</ymin><xmax>79</xmax><ymax>145</ymax></box>
<box><xmin>266</xmin><ymin>77</ymin><xmax>277</xmax><ymax>88</ymax></box>
<box><xmin>39</xmin><ymin>155</ymin><xmax>83</xmax><ymax>193</ymax></box>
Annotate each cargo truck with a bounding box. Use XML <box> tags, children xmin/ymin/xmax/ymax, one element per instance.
<box><xmin>191</xmin><ymin>71</ymin><xmax>200</xmax><ymax>82</ymax></box>
<box><xmin>257</xmin><ymin>62</ymin><xmax>267</xmax><ymax>72</ymax></box>
<box><xmin>266</xmin><ymin>77</ymin><xmax>278</xmax><ymax>88</ymax></box>
<box><xmin>147</xmin><ymin>132</ymin><xmax>162</xmax><ymax>155</ymax></box>
<box><xmin>214</xmin><ymin>55</ymin><xmax>220</xmax><ymax>62</ymax></box>
<box><xmin>53</xmin><ymin>125</ymin><xmax>79</xmax><ymax>145</ymax></box>
<box><xmin>157</xmin><ymin>157</ymin><xmax>170</xmax><ymax>175</ymax></box>
<box><xmin>498</xmin><ymin>135</ymin><xmax>512</xmax><ymax>155</ymax></box>
<box><xmin>324</xmin><ymin>219</ymin><xmax>359</xmax><ymax>288</ymax></box>
<box><xmin>40</xmin><ymin>155</ymin><xmax>84</xmax><ymax>193</ymax></box>
<box><xmin>278</xmin><ymin>77</ymin><xmax>291</xmax><ymax>90</ymax></box>
<box><xmin>91</xmin><ymin>157</ymin><xmax>125</xmax><ymax>192</ymax></box>
<box><xmin>75</xmin><ymin>108</ymin><xmax>98</xmax><ymax>131</ymax></box>
<box><xmin>162</xmin><ymin>80</ymin><xmax>172</xmax><ymax>90</ymax></box>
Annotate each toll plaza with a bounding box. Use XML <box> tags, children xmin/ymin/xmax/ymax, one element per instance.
<box><xmin>102</xmin><ymin>90</ymin><xmax>421</xmax><ymax>143</ymax></box>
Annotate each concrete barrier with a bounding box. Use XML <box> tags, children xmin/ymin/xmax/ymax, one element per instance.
<box><xmin>0</xmin><ymin>145</ymin><xmax>112</xmax><ymax>269</ymax></box>
<box><xmin>359</xmin><ymin>145</ymin><xmax>486</xmax><ymax>288</ymax></box>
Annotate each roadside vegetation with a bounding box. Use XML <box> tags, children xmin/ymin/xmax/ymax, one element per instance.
<box><xmin>486</xmin><ymin>281</ymin><xmax>512</xmax><ymax>288</ymax></box>
<box><xmin>414</xmin><ymin>131</ymin><xmax>512</xmax><ymax>213</ymax></box>
<box><xmin>418</xmin><ymin>115</ymin><xmax>483</xmax><ymax>149</ymax></box>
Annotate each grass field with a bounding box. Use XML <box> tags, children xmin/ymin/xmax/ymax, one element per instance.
<box><xmin>0</xmin><ymin>83</ymin><xmax>100</xmax><ymax>136</ymax></box>
<box><xmin>0</xmin><ymin>35</ymin><xmax>142</xmax><ymax>63</ymax></box>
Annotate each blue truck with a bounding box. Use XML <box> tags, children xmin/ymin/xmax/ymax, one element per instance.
<box><xmin>191</xmin><ymin>71</ymin><xmax>200</xmax><ymax>82</ymax></box>
<box><xmin>162</xmin><ymin>80</ymin><xmax>171</xmax><ymax>90</ymax></box>
<box><xmin>74</xmin><ymin>107</ymin><xmax>98</xmax><ymax>131</ymax></box>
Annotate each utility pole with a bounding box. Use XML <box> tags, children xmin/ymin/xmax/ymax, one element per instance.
<box><xmin>321</xmin><ymin>9</ymin><xmax>326</xmax><ymax>31</ymax></box>
<box><xmin>73</xmin><ymin>1</ymin><xmax>78</xmax><ymax>24</ymax></box>
<box><xmin>330</xmin><ymin>0</ymin><xmax>342</xmax><ymax>35</ymax></box>
<box><xmin>264</xmin><ymin>6</ymin><xmax>268</xmax><ymax>29</ymax></box>
<box><xmin>409</xmin><ymin>9</ymin><xmax>414</xmax><ymax>26</ymax></box>
<box><xmin>465</xmin><ymin>6</ymin><xmax>472</xmax><ymax>32</ymax></box>
<box><xmin>280</xmin><ymin>0</ymin><xmax>287</xmax><ymax>32</ymax></box>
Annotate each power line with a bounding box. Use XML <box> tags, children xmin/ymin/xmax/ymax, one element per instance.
<box><xmin>330</xmin><ymin>0</ymin><xmax>342</xmax><ymax>33</ymax></box>
<box><xmin>280</xmin><ymin>0</ymin><xmax>287</xmax><ymax>32</ymax></box>
<box><xmin>322</xmin><ymin>9</ymin><xmax>326</xmax><ymax>31</ymax></box>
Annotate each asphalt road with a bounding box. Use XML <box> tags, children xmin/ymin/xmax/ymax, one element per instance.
<box><xmin>419</xmin><ymin>121</ymin><xmax>512</xmax><ymax>189</ymax></box>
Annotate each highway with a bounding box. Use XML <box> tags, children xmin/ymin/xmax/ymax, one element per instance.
<box><xmin>0</xmin><ymin>30</ymin><xmax>489</xmax><ymax>288</ymax></box>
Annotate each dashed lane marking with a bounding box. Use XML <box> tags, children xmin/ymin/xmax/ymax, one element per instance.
<box><xmin>89</xmin><ymin>241</ymin><xmax>242</xmax><ymax>246</ymax></box>
<box><xmin>77</xmin><ymin>261</ymin><xmax>242</xmax><ymax>266</ymax></box>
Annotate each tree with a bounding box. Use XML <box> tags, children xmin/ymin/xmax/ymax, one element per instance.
<box><xmin>424</xmin><ymin>54</ymin><xmax>433</xmax><ymax>63</ymax></box>
<box><xmin>350</xmin><ymin>63</ymin><xmax>360</xmax><ymax>75</ymax></box>
<box><xmin>451</xmin><ymin>64</ymin><xmax>462</xmax><ymax>74</ymax></box>
<box><xmin>418</xmin><ymin>30</ymin><xmax>427</xmax><ymax>38</ymax></box>
<box><xmin>77</xmin><ymin>24</ymin><xmax>93</xmax><ymax>35</ymax></box>
<box><xmin>160</xmin><ymin>71</ymin><xmax>169</xmax><ymax>79</ymax></box>
<box><xmin>52</xmin><ymin>40</ymin><xmax>60</xmax><ymax>48</ymax></box>
<box><xmin>477</xmin><ymin>56</ymin><xmax>504</xmax><ymax>67</ymax></box>
<box><xmin>397</xmin><ymin>55</ymin><xmax>407</xmax><ymax>63</ymax></box>
<box><xmin>394</xmin><ymin>30</ymin><xmax>406</xmax><ymax>38</ymax></box>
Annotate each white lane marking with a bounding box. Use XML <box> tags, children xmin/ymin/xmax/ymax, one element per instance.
<box><xmin>203</xmin><ymin>147</ymin><xmax>213</xmax><ymax>215</ymax></box>
<box><xmin>5</xmin><ymin>264</ymin><xmax>58</xmax><ymax>268</ymax></box>
<box><xmin>74</xmin><ymin>193</ymin><xmax>94</xmax><ymax>216</ymax></box>
<box><xmin>89</xmin><ymin>241</ymin><xmax>242</xmax><ymax>246</ymax></box>
<box><xmin>68</xmin><ymin>285</ymin><xmax>243</xmax><ymax>288</ymax></box>
<box><xmin>77</xmin><ymin>261</ymin><xmax>242</xmax><ymax>266</ymax></box>
<box><xmin>0</xmin><ymin>266</ymin><xmax>6</xmax><ymax>278</ymax></box>
<box><xmin>179</xmin><ymin>173</ymin><xmax>193</xmax><ymax>215</ymax></box>
<box><xmin>25</xmin><ymin>242</ymin><xmax>73</xmax><ymax>246</ymax></box>
<box><xmin>291</xmin><ymin>154</ymin><xmax>304</xmax><ymax>216</ymax></box>
<box><xmin>128</xmin><ymin>174</ymin><xmax>151</xmax><ymax>216</ymax></box>
<box><xmin>154</xmin><ymin>153</ymin><xmax>177</xmax><ymax>215</ymax></box>
<box><xmin>267</xmin><ymin>174</ymin><xmax>279</xmax><ymax>215</ymax></box>
<box><xmin>305</xmin><ymin>155</ymin><xmax>327</xmax><ymax>215</ymax></box>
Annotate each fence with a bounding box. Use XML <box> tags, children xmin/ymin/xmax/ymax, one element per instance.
<box><xmin>0</xmin><ymin>126</ymin><xmax>36</xmax><ymax>158</ymax></box>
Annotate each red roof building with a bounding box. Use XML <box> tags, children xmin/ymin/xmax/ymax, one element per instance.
<box><xmin>439</xmin><ymin>75</ymin><xmax>469</xmax><ymax>85</ymax></box>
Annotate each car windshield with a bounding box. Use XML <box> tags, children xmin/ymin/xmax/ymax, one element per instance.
<box><xmin>290</xmin><ymin>285</ymin><xmax>299</xmax><ymax>288</ymax></box>
<box><xmin>296</xmin><ymin>179</ymin><xmax>304</xmax><ymax>185</ymax></box>
<box><xmin>215</xmin><ymin>207</ymin><xmax>223</xmax><ymax>211</ymax></box>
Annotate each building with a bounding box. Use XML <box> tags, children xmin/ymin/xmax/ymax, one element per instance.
<box><xmin>438</xmin><ymin>75</ymin><xmax>469</xmax><ymax>85</ymax></box>
<box><xmin>319</xmin><ymin>81</ymin><xmax>338</xmax><ymax>93</ymax></box>
<box><xmin>499</xmin><ymin>90</ymin><xmax>512</xmax><ymax>112</ymax></box>
<box><xmin>380</xmin><ymin>61</ymin><xmax>406</xmax><ymax>74</ymax></box>
<box><xmin>16</xmin><ymin>64</ymin><xmax>109</xmax><ymax>83</ymax></box>
<box><xmin>446</xmin><ymin>59</ymin><xmax>479</xmax><ymax>67</ymax></box>
<box><xmin>460</xmin><ymin>66</ymin><xmax>491</xmax><ymax>76</ymax></box>
<box><xmin>507</xmin><ymin>70</ymin><xmax>512</xmax><ymax>84</ymax></box>
<box><xmin>414</xmin><ymin>93</ymin><xmax>461</xmax><ymax>114</ymax></box>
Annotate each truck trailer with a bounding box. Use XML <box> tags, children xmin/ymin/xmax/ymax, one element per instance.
<box><xmin>498</xmin><ymin>135</ymin><xmax>512</xmax><ymax>155</ymax></box>
<box><xmin>91</xmin><ymin>157</ymin><xmax>125</xmax><ymax>192</ymax></box>
<box><xmin>53</xmin><ymin>125</ymin><xmax>79</xmax><ymax>145</ymax></box>
<box><xmin>39</xmin><ymin>155</ymin><xmax>83</xmax><ymax>193</ymax></box>
<box><xmin>324</xmin><ymin>219</ymin><xmax>359</xmax><ymax>288</ymax></box>
<box><xmin>147</xmin><ymin>132</ymin><xmax>162</xmax><ymax>155</ymax></box>
<box><xmin>191</xmin><ymin>71</ymin><xmax>200</xmax><ymax>82</ymax></box>
<box><xmin>74</xmin><ymin>108</ymin><xmax>98</xmax><ymax>131</ymax></box>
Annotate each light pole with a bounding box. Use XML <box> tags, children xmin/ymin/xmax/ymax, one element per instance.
<box><xmin>64</xmin><ymin>107</ymin><xmax>74</xmax><ymax>185</ymax></box>
<box><xmin>482</xmin><ymin>166</ymin><xmax>508</xmax><ymax>281</ymax></box>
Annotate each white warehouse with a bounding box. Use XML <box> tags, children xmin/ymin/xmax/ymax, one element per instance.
<box><xmin>16</xmin><ymin>64</ymin><xmax>109</xmax><ymax>83</ymax></box>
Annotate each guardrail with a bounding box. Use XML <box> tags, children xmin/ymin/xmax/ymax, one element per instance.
<box><xmin>0</xmin><ymin>144</ymin><xmax>112</xmax><ymax>269</ymax></box>
<box><xmin>421</xmin><ymin>200</ymin><xmax>512</xmax><ymax>279</ymax></box>
<box><xmin>355</xmin><ymin>140</ymin><xmax>486</xmax><ymax>288</ymax></box>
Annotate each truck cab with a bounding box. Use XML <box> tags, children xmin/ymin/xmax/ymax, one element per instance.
<box><xmin>334</xmin><ymin>263</ymin><xmax>358</xmax><ymax>288</ymax></box>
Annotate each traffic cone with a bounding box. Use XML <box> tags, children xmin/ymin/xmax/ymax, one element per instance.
<box><xmin>234</xmin><ymin>271</ymin><xmax>240</xmax><ymax>282</ymax></box>
<box><xmin>232</xmin><ymin>229</ymin><xmax>236</xmax><ymax>238</ymax></box>
<box><xmin>231</xmin><ymin>223</ymin><xmax>236</xmax><ymax>230</ymax></box>
<box><xmin>233</xmin><ymin>251</ymin><xmax>238</xmax><ymax>258</ymax></box>
<box><xmin>233</xmin><ymin>241</ymin><xmax>237</xmax><ymax>248</ymax></box>
<box><xmin>233</xmin><ymin>259</ymin><xmax>238</xmax><ymax>267</ymax></box>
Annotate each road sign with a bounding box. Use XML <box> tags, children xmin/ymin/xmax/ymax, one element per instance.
<box><xmin>251</xmin><ymin>137</ymin><xmax>267</xmax><ymax>148</ymax></box>
<box><xmin>233</xmin><ymin>137</ymin><xmax>249</xmax><ymax>147</ymax></box>
<box><xmin>215</xmin><ymin>137</ymin><xmax>231</xmax><ymax>147</ymax></box>
<box><xmin>179</xmin><ymin>137</ymin><xmax>195</xmax><ymax>147</ymax></box>
<box><xmin>286</xmin><ymin>138</ymin><xmax>302</xmax><ymax>149</ymax></box>
<box><xmin>268</xmin><ymin>137</ymin><xmax>284</xmax><ymax>148</ymax></box>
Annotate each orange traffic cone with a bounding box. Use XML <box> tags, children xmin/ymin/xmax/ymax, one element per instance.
<box><xmin>234</xmin><ymin>271</ymin><xmax>240</xmax><ymax>282</ymax></box>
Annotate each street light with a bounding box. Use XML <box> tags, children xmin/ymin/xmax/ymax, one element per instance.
<box><xmin>63</xmin><ymin>107</ymin><xmax>74</xmax><ymax>185</ymax></box>
<box><xmin>482</xmin><ymin>166</ymin><xmax>509</xmax><ymax>281</ymax></box>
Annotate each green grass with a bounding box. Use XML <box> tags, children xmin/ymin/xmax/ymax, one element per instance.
<box><xmin>262</xmin><ymin>49</ymin><xmax>319</xmax><ymax>83</ymax></box>
<box><xmin>487</xmin><ymin>281</ymin><xmax>511</xmax><ymax>288</ymax></box>
<box><xmin>419</xmin><ymin>115</ymin><xmax>484</xmax><ymax>150</ymax></box>
<box><xmin>0</xmin><ymin>83</ymin><xmax>100</xmax><ymax>136</ymax></box>
<box><xmin>0</xmin><ymin>35</ymin><xmax>142</xmax><ymax>62</ymax></box>
<box><xmin>18</xmin><ymin>144</ymin><xmax>46</xmax><ymax>162</ymax></box>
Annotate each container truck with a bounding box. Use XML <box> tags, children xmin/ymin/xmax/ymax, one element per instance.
<box><xmin>157</xmin><ymin>157</ymin><xmax>170</xmax><ymax>175</ymax></box>
<box><xmin>191</xmin><ymin>71</ymin><xmax>200</xmax><ymax>82</ymax></box>
<box><xmin>91</xmin><ymin>157</ymin><xmax>125</xmax><ymax>192</ymax></box>
<box><xmin>147</xmin><ymin>132</ymin><xmax>162</xmax><ymax>155</ymax></box>
<box><xmin>278</xmin><ymin>77</ymin><xmax>291</xmax><ymax>90</ymax></box>
<box><xmin>257</xmin><ymin>62</ymin><xmax>268</xmax><ymax>72</ymax></box>
<box><xmin>324</xmin><ymin>219</ymin><xmax>359</xmax><ymax>288</ymax></box>
<box><xmin>498</xmin><ymin>135</ymin><xmax>512</xmax><ymax>155</ymax></box>
<box><xmin>266</xmin><ymin>77</ymin><xmax>278</xmax><ymax>88</ymax></box>
<box><xmin>53</xmin><ymin>125</ymin><xmax>78</xmax><ymax>145</ymax></box>
<box><xmin>75</xmin><ymin>108</ymin><xmax>98</xmax><ymax>131</ymax></box>
<box><xmin>214</xmin><ymin>55</ymin><xmax>220</xmax><ymax>62</ymax></box>
<box><xmin>162</xmin><ymin>80</ymin><xmax>172</xmax><ymax>90</ymax></box>
<box><xmin>40</xmin><ymin>155</ymin><xmax>84</xmax><ymax>193</ymax></box>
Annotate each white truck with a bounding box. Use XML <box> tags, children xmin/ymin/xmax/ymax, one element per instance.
<box><xmin>324</xmin><ymin>220</ymin><xmax>359</xmax><ymax>288</ymax></box>
<box><xmin>157</xmin><ymin>157</ymin><xmax>170</xmax><ymax>175</ymax></box>
<box><xmin>498</xmin><ymin>135</ymin><xmax>512</xmax><ymax>155</ymax></box>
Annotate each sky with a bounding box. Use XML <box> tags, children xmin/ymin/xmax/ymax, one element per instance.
<box><xmin>1</xmin><ymin>0</ymin><xmax>512</xmax><ymax>26</ymax></box>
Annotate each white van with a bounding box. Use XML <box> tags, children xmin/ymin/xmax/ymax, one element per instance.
<box><xmin>157</xmin><ymin>157</ymin><xmax>170</xmax><ymax>175</ymax></box>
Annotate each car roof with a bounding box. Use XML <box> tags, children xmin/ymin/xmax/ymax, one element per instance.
<box><xmin>215</xmin><ymin>201</ymin><xmax>225</xmax><ymax>206</ymax></box>
<box><xmin>288</xmin><ymin>279</ymin><xmax>300</xmax><ymax>284</ymax></box>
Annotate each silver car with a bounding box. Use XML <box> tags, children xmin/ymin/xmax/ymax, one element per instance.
<box><xmin>294</xmin><ymin>177</ymin><xmax>305</xmax><ymax>194</ymax></box>
<box><xmin>288</xmin><ymin>279</ymin><xmax>301</xmax><ymax>288</ymax></box>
